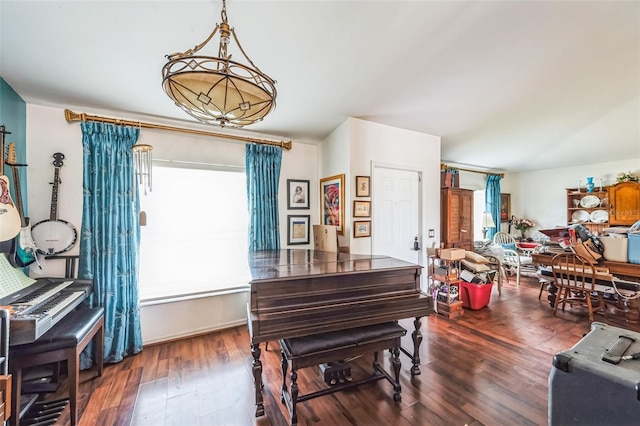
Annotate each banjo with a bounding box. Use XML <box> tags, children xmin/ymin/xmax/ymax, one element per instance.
<box><xmin>31</xmin><ymin>152</ymin><xmax>78</xmax><ymax>255</ymax></box>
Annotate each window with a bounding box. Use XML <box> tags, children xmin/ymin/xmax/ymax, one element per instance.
<box><xmin>138</xmin><ymin>165</ymin><xmax>250</xmax><ymax>303</ymax></box>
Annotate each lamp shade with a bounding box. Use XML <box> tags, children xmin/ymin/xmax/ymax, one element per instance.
<box><xmin>482</xmin><ymin>212</ymin><xmax>496</xmax><ymax>229</ymax></box>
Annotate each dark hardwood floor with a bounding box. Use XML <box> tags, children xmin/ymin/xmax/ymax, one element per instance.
<box><xmin>35</xmin><ymin>275</ymin><xmax>640</xmax><ymax>425</ymax></box>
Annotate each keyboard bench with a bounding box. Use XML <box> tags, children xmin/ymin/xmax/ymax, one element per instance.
<box><xmin>9</xmin><ymin>307</ymin><xmax>104</xmax><ymax>426</ymax></box>
<box><xmin>279</xmin><ymin>322</ymin><xmax>406</xmax><ymax>425</ymax></box>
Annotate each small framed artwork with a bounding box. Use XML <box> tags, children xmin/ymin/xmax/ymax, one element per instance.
<box><xmin>287</xmin><ymin>215</ymin><xmax>310</xmax><ymax>245</ymax></box>
<box><xmin>500</xmin><ymin>193</ymin><xmax>511</xmax><ymax>222</ymax></box>
<box><xmin>355</xmin><ymin>176</ymin><xmax>371</xmax><ymax>197</ymax></box>
<box><xmin>287</xmin><ymin>179</ymin><xmax>310</xmax><ymax>210</ymax></box>
<box><xmin>320</xmin><ymin>174</ymin><xmax>345</xmax><ymax>235</ymax></box>
<box><xmin>353</xmin><ymin>220</ymin><xmax>371</xmax><ymax>238</ymax></box>
<box><xmin>353</xmin><ymin>200</ymin><xmax>371</xmax><ymax>218</ymax></box>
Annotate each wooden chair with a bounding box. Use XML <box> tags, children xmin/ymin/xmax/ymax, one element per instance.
<box><xmin>551</xmin><ymin>253</ymin><xmax>606</xmax><ymax>322</ymax></box>
<box><xmin>492</xmin><ymin>232</ymin><xmax>534</xmax><ymax>286</ymax></box>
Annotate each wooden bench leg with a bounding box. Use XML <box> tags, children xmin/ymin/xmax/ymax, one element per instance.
<box><xmin>290</xmin><ymin>370</ymin><xmax>299</xmax><ymax>426</ymax></box>
<box><xmin>280</xmin><ymin>349</ymin><xmax>288</xmax><ymax>403</ymax></box>
<box><xmin>96</xmin><ymin>318</ymin><xmax>105</xmax><ymax>377</ymax></box>
<box><xmin>391</xmin><ymin>347</ymin><xmax>402</xmax><ymax>401</ymax></box>
<box><xmin>69</xmin><ymin>347</ymin><xmax>79</xmax><ymax>425</ymax></box>
<box><xmin>11</xmin><ymin>368</ymin><xmax>22</xmax><ymax>426</ymax></box>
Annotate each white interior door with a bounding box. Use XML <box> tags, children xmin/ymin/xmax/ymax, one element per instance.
<box><xmin>372</xmin><ymin>166</ymin><xmax>421</xmax><ymax>266</ymax></box>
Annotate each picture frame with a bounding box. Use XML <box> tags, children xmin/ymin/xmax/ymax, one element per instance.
<box><xmin>287</xmin><ymin>215</ymin><xmax>310</xmax><ymax>245</ymax></box>
<box><xmin>353</xmin><ymin>200</ymin><xmax>371</xmax><ymax>218</ymax></box>
<box><xmin>353</xmin><ymin>220</ymin><xmax>371</xmax><ymax>238</ymax></box>
<box><xmin>355</xmin><ymin>176</ymin><xmax>371</xmax><ymax>197</ymax></box>
<box><xmin>320</xmin><ymin>174</ymin><xmax>345</xmax><ymax>235</ymax></box>
<box><xmin>500</xmin><ymin>193</ymin><xmax>511</xmax><ymax>222</ymax></box>
<box><xmin>287</xmin><ymin>179</ymin><xmax>310</xmax><ymax>209</ymax></box>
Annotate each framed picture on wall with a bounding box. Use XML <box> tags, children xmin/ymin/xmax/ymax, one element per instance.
<box><xmin>500</xmin><ymin>193</ymin><xmax>511</xmax><ymax>222</ymax></box>
<box><xmin>353</xmin><ymin>200</ymin><xmax>371</xmax><ymax>218</ymax></box>
<box><xmin>320</xmin><ymin>174</ymin><xmax>345</xmax><ymax>235</ymax></box>
<box><xmin>287</xmin><ymin>179</ymin><xmax>310</xmax><ymax>209</ymax></box>
<box><xmin>287</xmin><ymin>215</ymin><xmax>310</xmax><ymax>245</ymax></box>
<box><xmin>353</xmin><ymin>220</ymin><xmax>371</xmax><ymax>238</ymax></box>
<box><xmin>355</xmin><ymin>176</ymin><xmax>371</xmax><ymax>197</ymax></box>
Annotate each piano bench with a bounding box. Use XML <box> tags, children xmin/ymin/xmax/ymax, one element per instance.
<box><xmin>9</xmin><ymin>307</ymin><xmax>104</xmax><ymax>426</ymax></box>
<box><xmin>279</xmin><ymin>322</ymin><xmax>406</xmax><ymax>426</ymax></box>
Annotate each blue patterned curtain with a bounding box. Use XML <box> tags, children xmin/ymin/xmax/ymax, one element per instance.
<box><xmin>246</xmin><ymin>144</ymin><xmax>282</xmax><ymax>250</ymax></box>
<box><xmin>78</xmin><ymin>122</ymin><xmax>143</xmax><ymax>364</ymax></box>
<box><xmin>485</xmin><ymin>174</ymin><xmax>502</xmax><ymax>240</ymax></box>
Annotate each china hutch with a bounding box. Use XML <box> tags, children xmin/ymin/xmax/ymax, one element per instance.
<box><xmin>566</xmin><ymin>181</ymin><xmax>640</xmax><ymax>233</ymax></box>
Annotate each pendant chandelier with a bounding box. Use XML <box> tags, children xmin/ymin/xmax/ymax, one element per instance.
<box><xmin>162</xmin><ymin>0</ymin><xmax>277</xmax><ymax>128</ymax></box>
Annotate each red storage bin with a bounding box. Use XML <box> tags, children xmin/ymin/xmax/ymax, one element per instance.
<box><xmin>460</xmin><ymin>281</ymin><xmax>493</xmax><ymax>310</ymax></box>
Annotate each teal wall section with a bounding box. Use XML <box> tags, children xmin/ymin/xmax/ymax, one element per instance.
<box><xmin>0</xmin><ymin>78</ymin><xmax>28</xmax><ymax>253</ymax></box>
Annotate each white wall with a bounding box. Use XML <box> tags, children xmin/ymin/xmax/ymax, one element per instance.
<box><xmin>25</xmin><ymin>104</ymin><xmax>318</xmax><ymax>344</ymax></box>
<box><xmin>348</xmin><ymin>118</ymin><xmax>441</xmax><ymax>255</ymax></box>
<box><xmin>511</xmin><ymin>159</ymin><xmax>640</xmax><ymax>239</ymax></box>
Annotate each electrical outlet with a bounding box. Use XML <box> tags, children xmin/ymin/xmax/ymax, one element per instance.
<box><xmin>428</xmin><ymin>229</ymin><xmax>435</xmax><ymax>238</ymax></box>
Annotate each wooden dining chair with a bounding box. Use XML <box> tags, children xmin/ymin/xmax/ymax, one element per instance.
<box><xmin>550</xmin><ymin>253</ymin><xmax>606</xmax><ymax>322</ymax></box>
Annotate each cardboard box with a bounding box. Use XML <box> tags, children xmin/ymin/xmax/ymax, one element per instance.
<box><xmin>572</xmin><ymin>240</ymin><xmax>603</xmax><ymax>263</ymax></box>
<box><xmin>439</xmin><ymin>248</ymin><xmax>465</xmax><ymax>261</ymax></box>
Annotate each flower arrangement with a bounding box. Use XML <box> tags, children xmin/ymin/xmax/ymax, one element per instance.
<box><xmin>512</xmin><ymin>217</ymin><xmax>534</xmax><ymax>231</ymax></box>
<box><xmin>616</xmin><ymin>171</ymin><xmax>639</xmax><ymax>183</ymax></box>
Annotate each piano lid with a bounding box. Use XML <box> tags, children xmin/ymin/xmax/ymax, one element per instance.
<box><xmin>248</xmin><ymin>249</ymin><xmax>422</xmax><ymax>282</ymax></box>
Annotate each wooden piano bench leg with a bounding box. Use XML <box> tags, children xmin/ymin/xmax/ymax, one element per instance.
<box><xmin>8</xmin><ymin>307</ymin><xmax>105</xmax><ymax>426</ymax></box>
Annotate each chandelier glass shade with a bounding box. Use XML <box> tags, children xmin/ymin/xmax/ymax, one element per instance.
<box><xmin>162</xmin><ymin>0</ymin><xmax>276</xmax><ymax>127</ymax></box>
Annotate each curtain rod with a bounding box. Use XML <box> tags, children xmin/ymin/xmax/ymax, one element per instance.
<box><xmin>441</xmin><ymin>163</ymin><xmax>504</xmax><ymax>178</ymax></box>
<box><xmin>64</xmin><ymin>109</ymin><xmax>292</xmax><ymax>151</ymax></box>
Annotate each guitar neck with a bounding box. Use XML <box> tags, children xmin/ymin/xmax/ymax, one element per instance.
<box><xmin>50</xmin><ymin>168</ymin><xmax>60</xmax><ymax>221</ymax></box>
<box><xmin>10</xmin><ymin>165</ymin><xmax>27</xmax><ymax>227</ymax></box>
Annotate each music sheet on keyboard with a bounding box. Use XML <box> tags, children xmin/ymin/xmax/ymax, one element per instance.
<box><xmin>0</xmin><ymin>253</ymin><xmax>36</xmax><ymax>298</ymax></box>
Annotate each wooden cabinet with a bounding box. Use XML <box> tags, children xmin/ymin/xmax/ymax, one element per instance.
<box><xmin>566</xmin><ymin>188</ymin><xmax>610</xmax><ymax>235</ymax></box>
<box><xmin>441</xmin><ymin>188</ymin><xmax>474</xmax><ymax>251</ymax></box>
<box><xmin>609</xmin><ymin>181</ymin><xmax>640</xmax><ymax>225</ymax></box>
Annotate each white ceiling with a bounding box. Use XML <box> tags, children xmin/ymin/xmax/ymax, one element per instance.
<box><xmin>1</xmin><ymin>1</ymin><xmax>639</xmax><ymax>173</ymax></box>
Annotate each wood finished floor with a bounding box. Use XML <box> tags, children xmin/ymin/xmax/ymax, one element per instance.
<box><xmin>39</xmin><ymin>276</ymin><xmax>640</xmax><ymax>426</ymax></box>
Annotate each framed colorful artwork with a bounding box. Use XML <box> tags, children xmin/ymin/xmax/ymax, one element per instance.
<box><xmin>500</xmin><ymin>193</ymin><xmax>511</xmax><ymax>222</ymax></box>
<box><xmin>287</xmin><ymin>179</ymin><xmax>310</xmax><ymax>209</ymax></box>
<box><xmin>353</xmin><ymin>200</ymin><xmax>371</xmax><ymax>218</ymax></box>
<box><xmin>319</xmin><ymin>174</ymin><xmax>345</xmax><ymax>235</ymax></box>
<box><xmin>355</xmin><ymin>176</ymin><xmax>370</xmax><ymax>197</ymax></box>
<box><xmin>353</xmin><ymin>220</ymin><xmax>371</xmax><ymax>238</ymax></box>
<box><xmin>287</xmin><ymin>215</ymin><xmax>310</xmax><ymax>245</ymax></box>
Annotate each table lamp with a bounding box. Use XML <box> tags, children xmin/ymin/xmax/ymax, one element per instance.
<box><xmin>482</xmin><ymin>212</ymin><xmax>496</xmax><ymax>240</ymax></box>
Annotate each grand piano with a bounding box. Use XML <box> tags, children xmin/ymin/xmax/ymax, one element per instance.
<box><xmin>247</xmin><ymin>249</ymin><xmax>433</xmax><ymax>417</ymax></box>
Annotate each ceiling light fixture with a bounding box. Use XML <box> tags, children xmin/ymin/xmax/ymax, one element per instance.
<box><xmin>162</xmin><ymin>0</ymin><xmax>276</xmax><ymax>128</ymax></box>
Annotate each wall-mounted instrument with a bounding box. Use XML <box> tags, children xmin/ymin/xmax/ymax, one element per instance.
<box><xmin>6</xmin><ymin>143</ymin><xmax>39</xmax><ymax>267</ymax></box>
<box><xmin>31</xmin><ymin>152</ymin><xmax>78</xmax><ymax>255</ymax></box>
<box><xmin>0</xmin><ymin>125</ymin><xmax>21</xmax><ymax>242</ymax></box>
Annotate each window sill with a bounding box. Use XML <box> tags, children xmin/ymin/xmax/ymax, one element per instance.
<box><xmin>140</xmin><ymin>285</ymin><xmax>250</xmax><ymax>307</ymax></box>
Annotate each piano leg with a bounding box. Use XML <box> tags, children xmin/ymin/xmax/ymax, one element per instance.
<box><xmin>251</xmin><ymin>342</ymin><xmax>265</xmax><ymax>417</ymax></box>
<box><xmin>408</xmin><ymin>317</ymin><xmax>423</xmax><ymax>375</ymax></box>
<box><xmin>399</xmin><ymin>316</ymin><xmax>423</xmax><ymax>375</ymax></box>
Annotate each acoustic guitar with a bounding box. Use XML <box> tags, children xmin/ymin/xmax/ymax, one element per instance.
<box><xmin>0</xmin><ymin>125</ymin><xmax>21</xmax><ymax>242</ymax></box>
<box><xmin>30</xmin><ymin>152</ymin><xmax>78</xmax><ymax>255</ymax></box>
<box><xmin>6</xmin><ymin>143</ymin><xmax>38</xmax><ymax>267</ymax></box>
